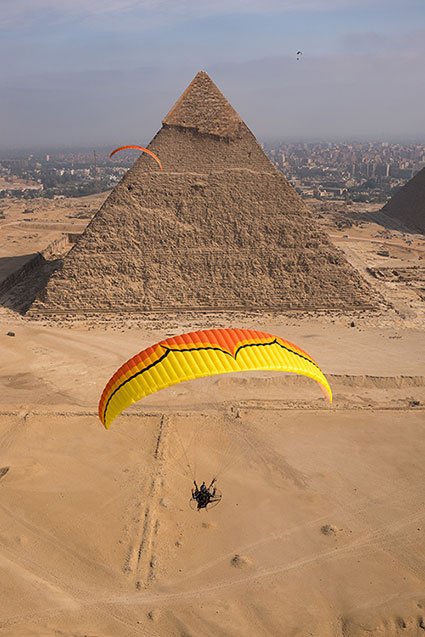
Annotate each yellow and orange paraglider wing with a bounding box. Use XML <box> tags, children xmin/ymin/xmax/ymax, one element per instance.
<box><xmin>98</xmin><ymin>328</ymin><xmax>332</xmax><ymax>428</ymax></box>
<box><xmin>109</xmin><ymin>145</ymin><xmax>163</xmax><ymax>170</ymax></box>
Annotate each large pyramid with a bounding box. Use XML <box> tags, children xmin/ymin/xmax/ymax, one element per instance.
<box><xmin>381</xmin><ymin>167</ymin><xmax>425</xmax><ymax>234</ymax></box>
<box><xmin>31</xmin><ymin>72</ymin><xmax>374</xmax><ymax>314</ymax></box>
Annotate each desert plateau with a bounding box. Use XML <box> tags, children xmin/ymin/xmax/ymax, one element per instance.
<box><xmin>1</xmin><ymin>181</ymin><xmax>425</xmax><ymax>636</ymax></box>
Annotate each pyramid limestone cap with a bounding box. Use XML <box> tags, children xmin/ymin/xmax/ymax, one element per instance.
<box><xmin>162</xmin><ymin>71</ymin><xmax>244</xmax><ymax>139</ymax></box>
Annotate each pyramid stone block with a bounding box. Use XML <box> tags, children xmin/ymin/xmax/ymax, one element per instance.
<box><xmin>31</xmin><ymin>72</ymin><xmax>374</xmax><ymax>314</ymax></box>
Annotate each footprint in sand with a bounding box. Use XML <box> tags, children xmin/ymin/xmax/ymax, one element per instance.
<box><xmin>231</xmin><ymin>554</ymin><xmax>252</xmax><ymax>569</ymax></box>
<box><xmin>0</xmin><ymin>466</ymin><xmax>10</xmax><ymax>480</ymax></box>
<box><xmin>321</xmin><ymin>524</ymin><xmax>338</xmax><ymax>536</ymax></box>
<box><xmin>146</xmin><ymin>609</ymin><xmax>161</xmax><ymax>622</ymax></box>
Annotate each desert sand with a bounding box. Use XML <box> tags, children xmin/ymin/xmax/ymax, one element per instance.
<box><xmin>1</xmin><ymin>193</ymin><xmax>425</xmax><ymax>636</ymax></box>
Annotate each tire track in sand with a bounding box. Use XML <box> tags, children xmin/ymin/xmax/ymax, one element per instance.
<box><xmin>123</xmin><ymin>414</ymin><xmax>169</xmax><ymax>589</ymax></box>
<box><xmin>108</xmin><ymin>505</ymin><xmax>425</xmax><ymax>607</ymax></box>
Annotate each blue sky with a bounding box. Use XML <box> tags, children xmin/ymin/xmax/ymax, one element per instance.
<box><xmin>1</xmin><ymin>0</ymin><xmax>424</xmax><ymax>148</ymax></box>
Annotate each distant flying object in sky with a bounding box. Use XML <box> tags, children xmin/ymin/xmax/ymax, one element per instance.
<box><xmin>296</xmin><ymin>50</ymin><xmax>303</xmax><ymax>60</ymax></box>
<box><xmin>109</xmin><ymin>145</ymin><xmax>163</xmax><ymax>170</ymax></box>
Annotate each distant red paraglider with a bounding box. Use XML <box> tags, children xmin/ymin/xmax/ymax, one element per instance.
<box><xmin>109</xmin><ymin>145</ymin><xmax>163</xmax><ymax>171</ymax></box>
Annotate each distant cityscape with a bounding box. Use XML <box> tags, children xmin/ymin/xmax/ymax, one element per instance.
<box><xmin>0</xmin><ymin>141</ymin><xmax>424</xmax><ymax>203</ymax></box>
<box><xmin>263</xmin><ymin>141</ymin><xmax>425</xmax><ymax>203</ymax></box>
<box><xmin>0</xmin><ymin>149</ymin><xmax>124</xmax><ymax>200</ymax></box>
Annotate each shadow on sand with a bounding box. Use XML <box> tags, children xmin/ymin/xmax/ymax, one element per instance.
<box><xmin>344</xmin><ymin>208</ymin><xmax>421</xmax><ymax>236</ymax></box>
<box><xmin>0</xmin><ymin>253</ymin><xmax>61</xmax><ymax>315</ymax></box>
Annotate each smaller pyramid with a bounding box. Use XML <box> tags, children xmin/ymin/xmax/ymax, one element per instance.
<box><xmin>381</xmin><ymin>167</ymin><xmax>425</xmax><ymax>234</ymax></box>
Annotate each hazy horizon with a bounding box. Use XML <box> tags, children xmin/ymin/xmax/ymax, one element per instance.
<box><xmin>1</xmin><ymin>0</ymin><xmax>424</xmax><ymax>149</ymax></box>
<box><xmin>2</xmin><ymin>136</ymin><xmax>425</xmax><ymax>157</ymax></box>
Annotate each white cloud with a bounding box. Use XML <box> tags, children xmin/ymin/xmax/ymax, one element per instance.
<box><xmin>339</xmin><ymin>28</ymin><xmax>425</xmax><ymax>55</ymax></box>
<box><xmin>339</xmin><ymin>31</ymin><xmax>391</xmax><ymax>54</ymax></box>
<box><xmin>0</xmin><ymin>0</ymin><xmax>388</xmax><ymax>30</ymax></box>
